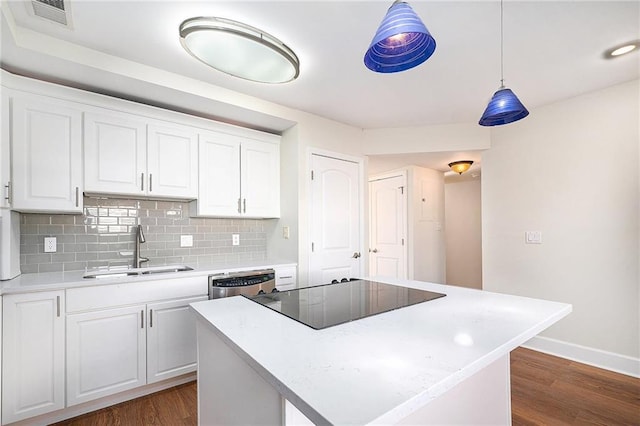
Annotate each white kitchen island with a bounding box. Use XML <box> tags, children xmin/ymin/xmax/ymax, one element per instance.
<box><xmin>190</xmin><ymin>278</ymin><xmax>571</xmax><ymax>425</ymax></box>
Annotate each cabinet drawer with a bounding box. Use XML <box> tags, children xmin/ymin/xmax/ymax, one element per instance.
<box><xmin>275</xmin><ymin>266</ymin><xmax>297</xmax><ymax>289</ymax></box>
<box><xmin>66</xmin><ymin>276</ymin><xmax>207</xmax><ymax>313</ymax></box>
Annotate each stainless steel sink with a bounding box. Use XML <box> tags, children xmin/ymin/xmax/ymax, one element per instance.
<box><xmin>83</xmin><ymin>265</ymin><xmax>194</xmax><ymax>279</ymax></box>
<box><xmin>139</xmin><ymin>265</ymin><xmax>194</xmax><ymax>275</ymax></box>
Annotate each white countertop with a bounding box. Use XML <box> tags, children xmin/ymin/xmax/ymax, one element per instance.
<box><xmin>190</xmin><ymin>277</ymin><xmax>572</xmax><ymax>425</ymax></box>
<box><xmin>0</xmin><ymin>260</ymin><xmax>296</xmax><ymax>295</ymax></box>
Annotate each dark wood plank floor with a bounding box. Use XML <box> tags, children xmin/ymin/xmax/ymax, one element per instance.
<box><xmin>54</xmin><ymin>347</ymin><xmax>639</xmax><ymax>426</ymax></box>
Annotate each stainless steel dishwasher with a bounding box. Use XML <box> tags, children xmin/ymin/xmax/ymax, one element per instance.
<box><xmin>208</xmin><ymin>269</ymin><xmax>276</xmax><ymax>299</ymax></box>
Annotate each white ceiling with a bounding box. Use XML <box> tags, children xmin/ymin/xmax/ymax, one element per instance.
<box><xmin>1</xmin><ymin>0</ymin><xmax>639</xmax><ymax>170</ymax></box>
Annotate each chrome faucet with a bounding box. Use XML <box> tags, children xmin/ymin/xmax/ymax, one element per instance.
<box><xmin>133</xmin><ymin>225</ymin><xmax>149</xmax><ymax>269</ymax></box>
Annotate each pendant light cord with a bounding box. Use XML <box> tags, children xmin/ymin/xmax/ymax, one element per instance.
<box><xmin>500</xmin><ymin>0</ymin><xmax>504</xmax><ymax>88</ymax></box>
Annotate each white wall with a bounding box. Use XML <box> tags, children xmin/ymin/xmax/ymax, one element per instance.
<box><xmin>445</xmin><ymin>180</ymin><xmax>482</xmax><ymax>289</ymax></box>
<box><xmin>408</xmin><ymin>166</ymin><xmax>446</xmax><ymax>283</ymax></box>
<box><xmin>363</xmin><ymin>123</ymin><xmax>490</xmax><ymax>154</ymax></box>
<box><xmin>265</xmin><ymin>125</ymin><xmax>300</xmax><ymax>263</ymax></box>
<box><xmin>482</xmin><ymin>80</ymin><xmax>639</xmax><ymax>361</ymax></box>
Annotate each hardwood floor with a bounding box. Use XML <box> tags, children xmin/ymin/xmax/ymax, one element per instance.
<box><xmin>53</xmin><ymin>348</ymin><xmax>639</xmax><ymax>426</ymax></box>
<box><xmin>52</xmin><ymin>382</ymin><xmax>197</xmax><ymax>426</ymax></box>
<box><xmin>511</xmin><ymin>347</ymin><xmax>639</xmax><ymax>426</ymax></box>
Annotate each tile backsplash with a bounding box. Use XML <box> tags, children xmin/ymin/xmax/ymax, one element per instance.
<box><xmin>20</xmin><ymin>197</ymin><xmax>267</xmax><ymax>273</ymax></box>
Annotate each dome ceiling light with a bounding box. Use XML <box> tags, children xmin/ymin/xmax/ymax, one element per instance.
<box><xmin>448</xmin><ymin>161</ymin><xmax>474</xmax><ymax>175</ymax></box>
<box><xmin>179</xmin><ymin>17</ymin><xmax>300</xmax><ymax>84</ymax></box>
<box><xmin>604</xmin><ymin>40</ymin><xmax>640</xmax><ymax>59</ymax></box>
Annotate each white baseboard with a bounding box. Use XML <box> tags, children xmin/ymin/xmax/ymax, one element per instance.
<box><xmin>9</xmin><ymin>373</ymin><xmax>196</xmax><ymax>425</ymax></box>
<box><xmin>522</xmin><ymin>336</ymin><xmax>640</xmax><ymax>378</ymax></box>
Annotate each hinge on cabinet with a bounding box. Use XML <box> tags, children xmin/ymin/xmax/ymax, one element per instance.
<box><xmin>311</xmin><ymin>170</ymin><xmax>314</xmax><ymax>180</ymax></box>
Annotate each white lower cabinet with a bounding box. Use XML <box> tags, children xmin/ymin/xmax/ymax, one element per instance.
<box><xmin>2</xmin><ymin>291</ymin><xmax>65</xmax><ymax>424</ymax></box>
<box><xmin>275</xmin><ymin>266</ymin><xmax>297</xmax><ymax>291</ymax></box>
<box><xmin>66</xmin><ymin>295</ymin><xmax>206</xmax><ymax>406</ymax></box>
<box><xmin>66</xmin><ymin>305</ymin><xmax>147</xmax><ymax>406</ymax></box>
<box><xmin>147</xmin><ymin>296</ymin><xmax>207</xmax><ymax>384</ymax></box>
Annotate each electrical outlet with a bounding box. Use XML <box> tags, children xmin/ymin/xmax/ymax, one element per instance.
<box><xmin>232</xmin><ymin>234</ymin><xmax>240</xmax><ymax>246</ymax></box>
<box><xmin>283</xmin><ymin>226</ymin><xmax>290</xmax><ymax>239</ymax></box>
<box><xmin>44</xmin><ymin>237</ymin><xmax>57</xmax><ymax>253</ymax></box>
<box><xmin>180</xmin><ymin>235</ymin><xmax>193</xmax><ymax>247</ymax></box>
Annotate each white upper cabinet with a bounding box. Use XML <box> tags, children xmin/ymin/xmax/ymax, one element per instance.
<box><xmin>84</xmin><ymin>111</ymin><xmax>146</xmax><ymax>195</ymax></box>
<box><xmin>192</xmin><ymin>131</ymin><xmax>280</xmax><ymax>218</ymax></box>
<box><xmin>147</xmin><ymin>124</ymin><xmax>198</xmax><ymax>199</ymax></box>
<box><xmin>11</xmin><ymin>94</ymin><xmax>83</xmax><ymax>213</ymax></box>
<box><xmin>1</xmin><ymin>93</ymin><xmax>10</xmax><ymax>209</ymax></box>
<box><xmin>241</xmin><ymin>139</ymin><xmax>280</xmax><ymax>218</ymax></box>
<box><xmin>84</xmin><ymin>110</ymin><xmax>198</xmax><ymax>199</ymax></box>
<box><xmin>194</xmin><ymin>132</ymin><xmax>242</xmax><ymax>217</ymax></box>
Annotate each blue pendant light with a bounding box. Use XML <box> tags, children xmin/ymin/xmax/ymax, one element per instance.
<box><xmin>364</xmin><ymin>0</ymin><xmax>436</xmax><ymax>73</ymax></box>
<box><xmin>479</xmin><ymin>0</ymin><xmax>529</xmax><ymax>126</ymax></box>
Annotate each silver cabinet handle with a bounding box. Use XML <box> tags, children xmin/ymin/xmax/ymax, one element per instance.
<box><xmin>75</xmin><ymin>187</ymin><xmax>79</xmax><ymax>207</ymax></box>
<box><xmin>149</xmin><ymin>174</ymin><xmax>153</xmax><ymax>192</ymax></box>
<box><xmin>141</xmin><ymin>173</ymin><xmax>145</xmax><ymax>191</ymax></box>
<box><xmin>243</xmin><ymin>198</ymin><xmax>246</xmax><ymax>213</ymax></box>
<box><xmin>149</xmin><ymin>309</ymin><xmax>153</xmax><ymax>328</ymax></box>
<box><xmin>56</xmin><ymin>295</ymin><xmax>61</xmax><ymax>317</ymax></box>
<box><xmin>352</xmin><ymin>252</ymin><xmax>361</xmax><ymax>259</ymax></box>
<box><xmin>4</xmin><ymin>181</ymin><xmax>11</xmax><ymax>204</ymax></box>
<box><xmin>280</xmin><ymin>276</ymin><xmax>293</xmax><ymax>279</ymax></box>
<box><xmin>237</xmin><ymin>198</ymin><xmax>242</xmax><ymax>214</ymax></box>
<box><xmin>141</xmin><ymin>310</ymin><xmax>144</xmax><ymax>329</ymax></box>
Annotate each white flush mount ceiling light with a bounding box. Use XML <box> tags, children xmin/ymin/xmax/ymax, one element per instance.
<box><xmin>604</xmin><ymin>40</ymin><xmax>640</xmax><ymax>59</ymax></box>
<box><xmin>179</xmin><ymin>17</ymin><xmax>300</xmax><ymax>84</ymax></box>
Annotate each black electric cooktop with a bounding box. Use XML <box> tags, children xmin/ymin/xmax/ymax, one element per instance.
<box><xmin>245</xmin><ymin>279</ymin><xmax>446</xmax><ymax>330</ymax></box>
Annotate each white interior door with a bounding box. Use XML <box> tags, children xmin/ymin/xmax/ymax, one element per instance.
<box><xmin>309</xmin><ymin>154</ymin><xmax>361</xmax><ymax>285</ymax></box>
<box><xmin>369</xmin><ymin>173</ymin><xmax>407</xmax><ymax>279</ymax></box>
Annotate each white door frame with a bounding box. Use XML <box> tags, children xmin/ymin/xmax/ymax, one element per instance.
<box><xmin>368</xmin><ymin>169</ymin><xmax>408</xmax><ymax>279</ymax></box>
<box><xmin>307</xmin><ymin>148</ymin><xmax>366</xmax><ymax>284</ymax></box>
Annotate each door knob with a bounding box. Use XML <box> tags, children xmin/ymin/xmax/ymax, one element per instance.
<box><xmin>352</xmin><ymin>252</ymin><xmax>361</xmax><ymax>259</ymax></box>
<box><xmin>371</xmin><ymin>248</ymin><xmax>378</xmax><ymax>253</ymax></box>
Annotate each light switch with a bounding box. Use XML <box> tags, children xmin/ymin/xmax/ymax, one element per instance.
<box><xmin>180</xmin><ymin>235</ymin><xmax>193</xmax><ymax>247</ymax></box>
<box><xmin>525</xmin><ymin>231</ymin><xmax>542</xmax><ymax>244</ymax></box>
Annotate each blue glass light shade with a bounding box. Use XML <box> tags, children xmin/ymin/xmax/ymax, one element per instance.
<box><xmin>364</xmin><ymin>1</ymin><xmax>436</xmax><ymax>73</ymax></box>
<box><xmin>478</xmin><ymin>87</ymin><xmax>529</xmax><ymax>126</ymax></box>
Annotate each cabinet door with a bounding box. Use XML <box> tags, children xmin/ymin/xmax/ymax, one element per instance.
<box><xmin>147</xmin><ymin>124</ymin><xmax>198</xmax><ymax>199</ymax></box>
<box><xmin>1</xmin><ymin>93</ymin><xmax>10</xmax><ymax>208</ymax></box>
<box><xmin>84</xmin><ymin>111</ymin><xmax>147</xmax><ymax>196</ymax></box>
<box><xmin>11</xmin><ymin>94</ymin><xmax>82</xmax><ymax>212</ymax></box>
<box><xmin>66</xmin><ymin>305</ymin><xmax>146</xmax><ymax>406</ymax></box>
<box><xmin>2</xmin><ymin>291</ymin><xmax>65</xmax><ymax>424</ymax></box>
<box><xmin>146</xmin><ymin>296</ymin><xmax>207</xmax><ymax>384</ymax></box>
<box><xmin>241</xmin><ymin>139</ymin><xmax>280</xmax><ymax>218</ymax></box>
<box><xmin>195</xmin><ymin>132</ymin><xmax>242</xmax><ymax>216</ymax></box>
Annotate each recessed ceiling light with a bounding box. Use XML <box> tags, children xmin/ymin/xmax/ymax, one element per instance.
<box><xmin>604</xmin><ymin>40</ymin><xmax>640</xmax><ymax>59</ymax></box>
<box><xmin>179</xmin><ymin>17</ymin><xmax>300</xmax><ymax>84</ymax></box>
